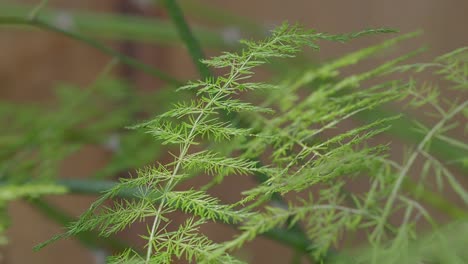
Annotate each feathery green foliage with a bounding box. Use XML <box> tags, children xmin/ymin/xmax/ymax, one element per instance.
<box><xmin>0</xmin><ymin>2</ymin><xmax>466</xmax><ymax>262</ymax></box>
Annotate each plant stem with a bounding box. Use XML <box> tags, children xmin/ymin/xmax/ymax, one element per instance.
<box><xmin>357</xmin><ymin>109</ymin><xmax>468</xmax><ymax>174</ymax></box>
<box><xmin>403</xmin><ymin>179</ymin><xmax>468</xmax><ymax>219</ymax></box>
<box><xmin>374</xmin><ymin>100</ymin><xmax>468</xmax><ymax>240</ymax></box>
<box><xmin>162</xmin><ymin>0</ymin><xmax>211</xmax><ymax>79</ymax></box>
<box><xmin>57</xmin><ymin>179</ymin><xmax>143</xmax><ymax>198</ymax></box>
<box><xmin>0</xmin><ymin>2</ymin><xmax>225</xmax><ymax>47</ymax></box>
<box><xmin>0</xmin><ymin>16</ymin><xmax>181</xmax><ymax>86</ymax></box>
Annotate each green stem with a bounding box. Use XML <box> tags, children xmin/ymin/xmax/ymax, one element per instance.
<box><xmin>375</xmin><ymin>101</ymin><xmax>467</xmax><ymax>240</ymax></box>
<box><xmin>162</xmin><ymin>0</ymin><xmax>211</xmax><ymax>79</ymax></box>
<box><xmin>403</xmin><ymin>179</ymin><xmax>468</xmax><ymax>219</ymax></box>
<box><xmin>0</xmin><ymin>16</ymin><xmax>181</xmax><ymax>86</ymax></box>
<box><xmin>0</xmin><ymin>2</ymin><xmax>225</xmax><ymax>47</ymax></box>
<box><xmin>56</xmin><ymin>179</ymin><xmax>133</xmax><ymax>197</ymax></box>
<box><xmin>358</xmin><ymin>109</ymin><xmax>468</xmax><ymax>174</ymax></box>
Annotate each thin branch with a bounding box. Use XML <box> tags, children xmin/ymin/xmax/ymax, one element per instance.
<box><xmin>382</xmin><ymin>159</ymin><xmax>468</xmax><ymax>219</ymax></box>
<box><xmin>162</xmin><ymin>0</ymin><xmax>211</xmax><ymax>79</ymax></box>
<box><xmin>375</xmin><ymin>100</ymin><xmax>468</xmax><ymax>240</ymax></box>
<box><xmin>0</xmin><ymin>16</ymin><xmax>181</xmax><ymax>85</ymax></box>
<box><xmin>420</xmin><ymin>150</ymin><xmax>468</xmax><ymax>204</ymax></box>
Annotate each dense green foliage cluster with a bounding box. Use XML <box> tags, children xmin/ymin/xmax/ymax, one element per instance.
<box><xmin>0</xmin><ymin>1</ymin><xmax>467</xmax><ymax>263</ymax></box>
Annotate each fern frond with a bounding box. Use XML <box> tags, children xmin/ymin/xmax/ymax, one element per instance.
<box><xmin>215</xmin><ymin>198</ymin><xmax>366</xmax><ymax>258</ymax></box>
<box><xmin>159</xmin><ymin>100</ymin><xmax>211</xmax><ymax>119</ymax></box>
<box><xmin>26</xmin><ymin>20</ymin><xmax>466</xmax><ymax>264</ymax></box>
<box><xmin>267</xmin><ymin>32</ymin><xmax>419</xmax><ymax>108</ymax></box>
<box><xmin>69</xmin><ymin>198</ymin><xmax>157</xmax><ymax>237</ymax></box>
<box><xmin>164</xmin><ymin>190</ymin><xmax>249</xmax><ymax>223</ymax></box>
<box><xmin>151</xmin><ymin>218</ymin><xmax>245</xmax><ymax>264</ymax></box>
<box><xmin>193</xmin><ymin>120</ymin><xmax>251</xmax><ymax>141</ymax></box>
<box><xmin>180</xmin><ymin>150</ymin><xmax>271</xmax><ymax>179</ymax></box>
<box><xmin>141</xmin><ymin>120</ymin><xmax>191</xmax><ymax>145</ymax></box>
<box><xmin>107</xmin><ymin>249</ymin><xmax>145</xmax><ymax>264</ymax></box>
<box><xmin>214</xmin><ymin>99</ymin><xmax>274</xmax><ymax>114</ymax></box>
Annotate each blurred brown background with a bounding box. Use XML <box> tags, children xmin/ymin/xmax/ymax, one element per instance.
<box><xmin>1</xmin><ymin>0</ymin><xmax>467</xmax><ymax>263</ymax></box>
